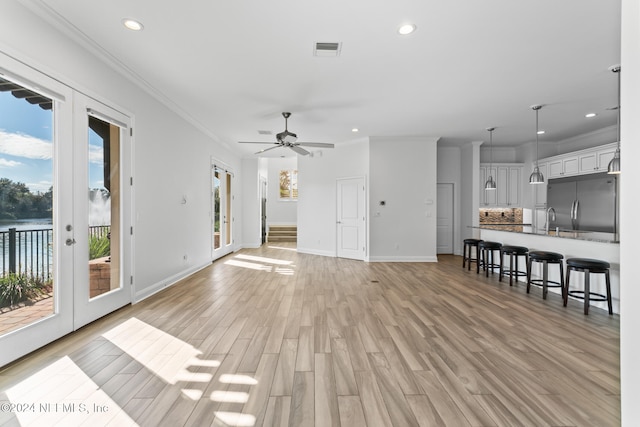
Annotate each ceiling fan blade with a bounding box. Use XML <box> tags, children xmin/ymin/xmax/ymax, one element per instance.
<box><xmin>290</xmin><ymin>145</ymin><xmax>310</xmax><ymax>155</ymax></box>
<box><xmin>296</xmin><ymin>142</ymin><xmax>335</xmax><ymax>148</ymax></box>
<box><xmin>238</xmin><ymin>141</ymin><xmax>277</xmax><ymax>145</ymax></box>
<box><xmin>255</xmin><ymin>145</ymin><xmax>283</xmax><ymax>154</ymax></box>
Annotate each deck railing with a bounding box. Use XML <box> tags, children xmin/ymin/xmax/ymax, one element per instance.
<box><xmin>0</xmin><ymin>226</ymin><xmax>110</xmax><ymax>280</ymax></box>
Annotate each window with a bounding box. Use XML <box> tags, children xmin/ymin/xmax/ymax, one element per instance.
<box><xmin>279</xmin><ymin>169</ymin><xmax>298</xmax><ymax>200</ymax></box>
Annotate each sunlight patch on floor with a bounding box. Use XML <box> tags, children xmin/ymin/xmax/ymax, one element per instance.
<box><xmin>234</xmin><ymin>253</ymin><xmax>293</xmax><ymax>265</ymax></box>
<box><xmin>2</xmin><ymin>356</ymin><xmax>137</xmax><ymax>426</ymax></box>
<box><xmin>102</xmin><ymin>317</ymin><xmax>219</xmax><ymax>385</ymax></box>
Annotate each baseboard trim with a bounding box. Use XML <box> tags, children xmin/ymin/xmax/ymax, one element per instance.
<box><xmin>133</xmin><ymin>261</ymin><xmax>210</xmax><ymax>303</ymax></box>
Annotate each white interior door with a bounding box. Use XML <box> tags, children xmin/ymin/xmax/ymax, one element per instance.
<box><xmin>212</xmin><ymin>162</ymin><xmax>234</xmax><ymax>259</ymax></box>
<box><xmin>72</xmin><ymin>94</ymin><xmax>132</xmax><ymax>329</ymax></box>
<box><xmin>437</xmin><ymin>183</ymin><xmax>454</xmax><ymax>254</ymax></box>
<box><xmin>0</xmin><ymin>54</ymin><xmax>74</xmax><ymax>366</ymax></box>
<box><xmin>336</xmin><ymin>177</ymin><xmax>366</xmax><ymax>260</ymax></box>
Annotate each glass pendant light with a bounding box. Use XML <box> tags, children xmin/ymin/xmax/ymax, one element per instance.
<box><xmin>529</xmin><ymin>105</ymin><xmax>545</xmax><ymax>184</ymax></box>
<box><xmin>608</xmin><ymin>65</ymin><xmax>621</xmax><ymax>174</ymax></box>
<box><xmin>485</xmin><ymin>127</ymin><xmax>497</xmax><ymax>190</ymax></box>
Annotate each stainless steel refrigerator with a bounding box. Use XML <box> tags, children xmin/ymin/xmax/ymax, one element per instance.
<box><xmin>547</xmin><ymin>173</ymin><xmax>617</xmax><ymax>232</ymax></box>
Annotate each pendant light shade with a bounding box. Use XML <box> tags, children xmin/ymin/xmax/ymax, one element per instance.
<box><xmin>608</xmin><ymin>65</ymin><xmax>621</xmax><ymax>174</ymax></box>
<box><xmin>529</xmin><ymin>105</ymin><xmax>545</xmax><ymax>184</ymax></box>
<box><xmin>485</xmin><ymin>127</ymin><xmax>497</xmax><ymax>190</ymax></box>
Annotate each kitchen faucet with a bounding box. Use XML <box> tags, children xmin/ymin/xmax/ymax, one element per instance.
<box><xmin>546</xmin><ymin>207</ymin><xmax>556</xmax><ymax>234</ymax></box>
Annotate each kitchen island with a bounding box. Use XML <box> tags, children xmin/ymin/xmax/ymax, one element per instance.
<box><xmin>473</xmin><ymin>225</ymin><xmax>620</xmax><ymax>314</ymax></box>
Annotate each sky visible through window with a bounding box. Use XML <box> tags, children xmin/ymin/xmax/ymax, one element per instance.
<box><xmin>0</xmin><ymin>90</ymin><xmax>104</xmax><ymax>194</ymax></box>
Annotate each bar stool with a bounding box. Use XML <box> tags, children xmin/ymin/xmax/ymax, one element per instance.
<box><xmin>462</xmin><ymin>239</ymin><xmax>483</xmax><ymax>271</ymax></box>
<box><xmin>564</xmin><ymin>258</ymin><xmax>613</xmax><ymax>315</ymax></box>
<box><xmin>527</xmin><ymin>251</ymin><xmax>564</xmax><ymax>300</ymax></box>
<box><xmin>478</xmin><ymin>241</ymin><xmax>502</xmax><ymax>277</ymax></box>
<box><xmin>499</xmin><ymin>245</ymin><xmax>529</xmax><ymax>286</ymax></box>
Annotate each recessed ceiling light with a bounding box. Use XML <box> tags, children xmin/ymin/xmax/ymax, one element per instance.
<box><xmin>398</xmin><ymin>24</ymin><xmax>417</xmax><ymax>35</ymax></box>
<box><xmin>352</xmin><ymin>128</ymin><xmax>359</xmax><ymax>133</ymax></box>
<box><xmin>537</xmin><ymin>130</ymin><xmax>545</xmax><ymax>135</ymax></box>
<box><xmin>585</xmin><ymin>113</ymin><xmax>597</xmax><ymax>118</ymax></box>
<box><xmin>122</xmin><ymin>18</ymin><xmax>144</xmax><ymax>31</ymax></box>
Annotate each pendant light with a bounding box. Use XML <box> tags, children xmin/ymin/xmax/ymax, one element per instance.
<box><xmin>608</xmin><ymin>65</ymin><xmax>621</xmax><ymax>174</ymax></box>
<box><xmin>485</xmin><ymin>127</ymin><xmax>497</xmax><ymax>190</ymax></box>
<box><xmin>529</xmin><ymin>104</ymin><xmax>545</xmax><ymax>184</ymax></box>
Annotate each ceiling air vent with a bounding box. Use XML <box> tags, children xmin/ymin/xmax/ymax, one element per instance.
<box><xmin>314</xmin><ymin>42</ymin><xmax>341</xmax><ymax>57</ymax></box>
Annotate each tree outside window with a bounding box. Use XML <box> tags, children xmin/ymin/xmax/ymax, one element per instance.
<box><xmin>279</xmin><ymin>169</ymin><xmax>298</xmax><ymax>200</ymax></box>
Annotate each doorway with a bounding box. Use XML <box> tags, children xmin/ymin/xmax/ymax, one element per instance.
<box><xmin>212</xmin><ymin>162</ymin><xmax>234</xmax><ymax>260</ymax></box>
<box><xmin>336</xmin><ymin>177</ymin><xmax>366</xmax><ymax>260</ymax></box>
<box><xmin>0</xmin><ymin>55</ymin><xmax>132</xmax><ymax>366</ymax></box>
<box><xmin>437</xmin><ymin>183</ymin><xmax>454</xmax><ymax>254</ymax></box>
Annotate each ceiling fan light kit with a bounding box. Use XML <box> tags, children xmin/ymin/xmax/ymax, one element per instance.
<box><xmin>238</xmin><ymin>112</ymin><xmax>335</xmax><ymax>156</ymax></box>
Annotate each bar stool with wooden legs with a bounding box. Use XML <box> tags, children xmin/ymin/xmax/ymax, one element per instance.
<box><xmin>477</xmin><ymin>241</ymin><xmax>502</xmax><ymax>277</ymax></box>
<box><xmin>527</xmin><ymin>251</ymin><xmax>564</xmax><ymax>300</ymax></box>
<box><xmin>499</xmin><ymin>245</ymin><xmax>529</xmax><ymax>286</ymax></box>
<box><xmin>564</xmin><ymin>258</ymin><xmax>613</xmax><ymax>315</ymax></box>
<box><xmin>462</xmin><ymin>239</ymin><xmax>483</xmax><ymax>271</ymax></box>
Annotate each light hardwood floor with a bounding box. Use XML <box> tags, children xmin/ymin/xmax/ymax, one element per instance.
<box><xmin>0</xmin><ymin>243</ymin><xmax>620</xmax><ymax>426</ymax></box>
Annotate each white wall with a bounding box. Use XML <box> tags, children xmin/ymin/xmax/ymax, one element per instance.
<box><xmin>241</xmin><ymin>157</ymin><xmax>261</xmax><ymax>248</ymax></box>
<box><xmin>297</xmin><ymin>140</ymin><xmax>369</xmax><ymax>257</ymax></box>
<box><xmin>369</xmin><ymin>136</ymin><xmax>439</xmax><ymax>262</ymax></box>
<box><xmin>0</xmin><ymin>1</ymin><xmax>242</xmax><ymax>302</ymax></box>
<box><xmin>620</xmin><ymin>0</ymin><xmax>639</xmax><ymax>423</ymax></box>
<box><xmin>437</xmin><ymin>145</ymin><xmax>462</xmax><ymax>255</ymax></box>
<box><xmin>266</xmin><ymin>157</ymin><xmax>298</xmax><ymax>226</ymax></box>
<box><xmin>460</xmin><ymin>141</ymin><xmax>482</xmax><ymax>240</ymax></box>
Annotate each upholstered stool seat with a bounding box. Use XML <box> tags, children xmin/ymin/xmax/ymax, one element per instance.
<box><xmin>478</xmin><ymin>241</ymin><xmax>502</xmax><ymax>277</ymax></box>
<box><xmin>527</xmin><ymin>251</ymin><xmax>564</xmax><ymax>300</ymax></box>
<box><xmin>565</xmin><ymin>258</ymin><xmax>613</xmax><ymax>315</ymax></box>
<box><xmin>462</xmin><ymin>239</ymin><xmax>483</xmax><ymax>271</ymax></box>
<box><xmin>499</xmin><ymin>245</ymin><xmax>529</xmax><ymax>286</ymax></box>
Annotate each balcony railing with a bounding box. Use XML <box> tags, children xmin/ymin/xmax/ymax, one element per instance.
<box><xmin>1</xmin><ymin>226</ymin><xmax>110</xmax><ymax>280</ymax></box>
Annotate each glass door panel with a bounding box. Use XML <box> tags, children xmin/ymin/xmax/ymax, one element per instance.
<box><xmin>87</xmin><ymin>116</ymin><xmax>121</xmax><ymax>299</ymax></box>
<box><xmin>0</xmin><ymin>55</ymin><xmax>74</xmax><ymax>366</ymax></box>
<box><xmin>73</xmin><ymin>95</ymin><xmax>131</xmax><ymax>329</ymax></box>
<box><xmin>212</xmin><ymin>163</ymin><xmax>233</xmax><ymax>259</ymax></box>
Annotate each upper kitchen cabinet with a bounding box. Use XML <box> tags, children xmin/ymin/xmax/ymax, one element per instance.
<box><xmin>534</xmin><ymin>162</ymin><xmax>549</xmax><ymax>207</ymax></box>
<box><xmin>543</xmin><ymin>142</ymin><xmax>618</xmax><ymax>179</ymax></box>
<box><xmin>548</xmin><ymin>156</ymin><xmax>579</xmax><ymax>178</ymax></box>
<box><xmin>480</xmin><ymin>163</ymin><xmax>523</xmax><ymax>207</ymax></box>
<box><xmin>578</xmin><ymin>144</ymin><xmax>618</xmax><ymax>174</ymax></box>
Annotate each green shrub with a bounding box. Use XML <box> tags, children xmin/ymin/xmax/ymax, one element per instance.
<box><xmin>0</xmin><ymin>273</ymin><xmax>49</xmax><ymax>308</ymax></box>
<box><xmin>89</xmin><ymin>234</ymin><xmax>110</xmax><ymax>260</ymax></box>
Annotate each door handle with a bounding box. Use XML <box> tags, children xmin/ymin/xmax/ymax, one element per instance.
<box><xmin>65</xmin><ymin>238</ymin><xmax>76</xmax><ymax>246</ymax></box>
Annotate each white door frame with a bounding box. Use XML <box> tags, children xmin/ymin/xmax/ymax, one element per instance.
<box><xmin>436</xmin><ymin>183</ymin><xmax>454</xmax><ymax>254</ymax></box>
<box><xmin>0</xmin><ymin>54</ymin><xmax>73</xmax><ymax>366</ymax></box>
<box><xmin>336</xmin><ymin>176</ymin><xmax>366</xmax><ymax>260</ymax></box>
<box><xmin>72</xmin><ymin>93</ymin><xmax>133</xmax><ymax>329</ymax></box>
<box><xmin>212</xmin><ymin>160</ymin><xmax>235</xmax><ymax>260</ymax></box>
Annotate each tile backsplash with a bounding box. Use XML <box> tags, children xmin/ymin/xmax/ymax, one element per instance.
<box><xmin>479</xmin><ymin>208</ymin><xmax>524</xmax><ymax>224</ymax></box>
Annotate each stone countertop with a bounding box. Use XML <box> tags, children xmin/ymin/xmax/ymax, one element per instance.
<box><xmin>472</xmin><ymin>225</ymin><xmax>619</xmax><ymax>244</ymax></box>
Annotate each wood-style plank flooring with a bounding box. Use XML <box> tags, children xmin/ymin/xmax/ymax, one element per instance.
<box><xmin>0</xmin><ymin>243</ymin><xmax>620</xmax><ymax>426</ymax></box>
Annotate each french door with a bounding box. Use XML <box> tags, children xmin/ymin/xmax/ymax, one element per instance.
<box><xmin>212</xmin><ymin>162</ymin><xmax>234</xmax><ymax>259</ymax></box>
<box><xmin>72</xmin><ymin>93</ymin><xmax>132</xmax><ymax>329</ymax></box>
<box><xmin>0</xmin><ymin>53</ymin><xmax>131</xmax><ymax>366</ymax></box>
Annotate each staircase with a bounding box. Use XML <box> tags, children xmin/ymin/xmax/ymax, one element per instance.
<box><xmin>267</xmin><ymin>225</ymin><xmax>297</xmax><ymax>243</ymax></box>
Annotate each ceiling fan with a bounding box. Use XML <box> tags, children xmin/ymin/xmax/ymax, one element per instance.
<box><xmin>239</xmin><ymin>112</ymin><xmax>334</xmax><ymax>156</ymax></box>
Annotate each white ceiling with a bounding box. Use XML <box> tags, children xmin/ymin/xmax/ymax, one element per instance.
<box><xmin>28</xmin><ymin>0</ymin><xmax>621</xmax><ymax>157</ymax></box>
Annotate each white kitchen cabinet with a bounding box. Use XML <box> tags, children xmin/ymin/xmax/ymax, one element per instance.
<box><xmin>479</xmin><ymin>165</ymin><xmax>497</xmax><ymax>206</ymax></box>
<box><xmin>542</xmin><ymin>142</ymin><xmax>618</xmax><ymax>179</ymax></box>
<box><xmin>534</xmin><ymin>162</ymin><xmax>548</xmax><ymax>207</ymax></box>
<box><xmin>480</xmin><ymin>164</ymin><xmax>523</xmax><ymax>207</ymax></box>
<box><xmin>548</xmin><ymin>156</ymin><xmax>578</xmax><ymax>178</ymax></box>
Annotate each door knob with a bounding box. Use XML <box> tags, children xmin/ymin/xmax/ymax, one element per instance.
<box><xmin>65</xmin><ymin>238</ymin><xmax>76</xmax><ymax>246</ymax></box>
